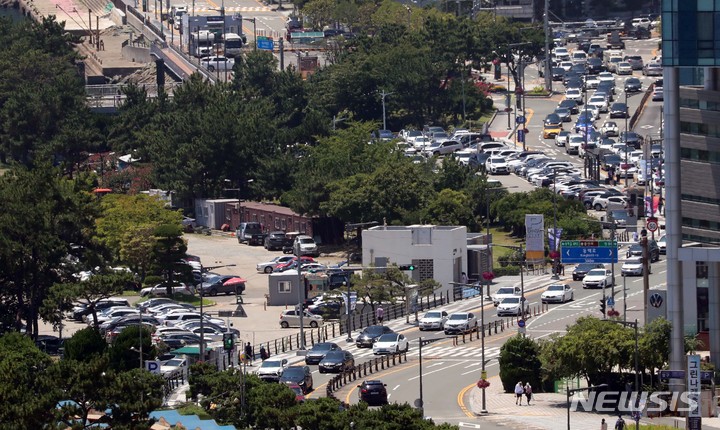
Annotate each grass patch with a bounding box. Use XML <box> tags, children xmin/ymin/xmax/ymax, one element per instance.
<box><xmin>177</xmin><ymin>404</ymin><xmax>212</xmax><ymax>419</ymax></box>
<box><xmin>489</xmin><ymin>226</ymin><xmax>523</xmax><ymax>267</ymax></box>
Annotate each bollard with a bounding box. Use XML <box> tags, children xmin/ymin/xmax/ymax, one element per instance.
<box><xmin>453</xmin><ymin>336</ymin><xmax>458</xmax><ymax>346</ymax></box>
<box><xmin>392</xmin><ymin>354</ymin><xmax>396</xmax><ymax>365</ymax></box>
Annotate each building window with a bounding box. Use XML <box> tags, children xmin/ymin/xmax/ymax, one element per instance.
<box><xmin>281</xmin><ymin>219</ymin><xmax>287</xmax><ymax>230</ymax></box>
<box><xmin>682</xmin><ymin>193</ymin><xmax>720</xmax><ymax>205</ymax></box>
<box><xmin>682</xmin><ymin>217</ymin><xmax>720</xmax><ymax>231</ymax></box>
<box><xmin>683</xmin><ymin>233</ymin><xmax>720</xmax><ymax>245</ymax></box>
<box><xmin>413</xmin><ymin>259</ymin><xmax>434</xmax><ymax>283</ymax></box>
<box><xmin>278</xmin><ymin>281</ymin><xmax>291</xmax><ymax>293</ymax></box>
<box><xmin>680</xmin><ymin>148</ymin><xmax>720</xmax><ymax>164</ymax></box>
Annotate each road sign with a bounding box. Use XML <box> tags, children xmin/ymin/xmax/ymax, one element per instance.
<box><xmin>517</xmin><ymin>129</ymin><xmax>525</xmax><ymax>143</ymax></box>
<box><xmin>414</xmin><ymin>398</ymin><xmax>423</xmax><ymax>408</ymax></box>
<box><xmin>516</xmin><ymin>115</ymin><xmax>526</xmax><ymax>124</ymax></box>
<box><xmin>561</xmin><ymin>246</ymin><xmax>618</xmax><ymax>264</ymax></box>
<box><xmin>517</xmin><ymin>319</ymin><xmax>526</xmax><ymax>328</ymax></box>
<box><xmin>257</xmin><ymin>38</ymin><xmax>274</xmax><ymax>50</ymax></box>
<box><xmin>607</xmin><ymin>297</ymin><xmax>615</xmax><ymax>307</ymax></box>
<box><xmin>659</xmin><ymin>370</ymin><xmax>685</xmax><ymax>380</ymax></box>
<box><xmin>561</xmin><ymin>240</ymin><xmax>617</xmax><ymax>247</ymax></box>
<box><xmin>145</xmin><ymin>360</ymin><xmax>161</xmax><ymax>374</ymax></box>
<box><xmin>647</xmin><ymin>217</ymin><xmax>659</xmax><ymax>232</ymax></box>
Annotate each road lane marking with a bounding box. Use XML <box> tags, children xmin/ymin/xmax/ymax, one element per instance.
<box><xmin>459</xmin><ymin>423</ymin><xmax>482</xmax><ymax>429</ymax></box>
<box><xmin>393</xmin><ymin>384</ymin><xmax>400</xmax><ymax>391</ymax></box>
<box><xmin>407</xmin><ymin>361</ymin><xmax>467</xmax><ymax>381</ymax></box>
<box><xmin>458</xmin><ymin>382</ymin><xmax>475</xmax><ymax>417</ymax></box>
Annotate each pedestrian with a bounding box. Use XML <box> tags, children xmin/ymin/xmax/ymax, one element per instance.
<box><xmin>560</xmin><ymin>263</ymin><xmax>565</xmax><ymax>276</ymax></box>
<box><xmin>461</xmin><ymin>272</ymin><xmax>468</xmax><ymax>285</ymax></box>
<box><xmin>614</xmin><ymin>415</ymin><xmax>626</xmax><ymax>430</ymax></box>
<box><xmin>658</xmin><ymin>196</ymin><xmax>664</xmax><ymax>215</ymax></box>
<box><xmin>376</xmin><ymin>305</ymin><xmax>384</xmax><ymax>324</ymax></box>
<box><xmin>260</xmin><ymin>345</ymin><xmax>268</xmax><ymax>361</ymax></box>
<box><xmin>244</xmin><ymin>342</ymin><xmax>253</xmax><ymax>365</ymax></box>
<box><xmin>524</xmin><ymin>382</ymin><xmax>533</xmax><ymax>405</ymax></box>
<box><xmin>601</xmin><ymin>418</ymin><xmax>608</xmax><ymax>430</ymax></box>
<box><xmin>515</xmin><ymin>381</ymin><xmax>524</xmax><ymax>405</ymax></box>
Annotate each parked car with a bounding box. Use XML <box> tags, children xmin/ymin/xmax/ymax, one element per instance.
<box><xmin>257</xmin><ymin>256</ymin><xmax>296</xmax><ymax>273</ymax></box>
<box><xmin>372</xmin><ymin>333</ymin><xmax>409</xmax><ymax>355</ymax></box>
<box><xmin>35</xmin><ymin>335</ymin><xmax>64</xmax><ymax>355</ymax></box>
<box><xmin>356</xmin><ymin>325</ymin><xmax>394</xmax><ymax>348</ymax></box>
<box><xmin>236</xmin><ymin>222</ymin><xmax>265</xmax><ymax>245</ymax></box>
<box><xmin>582</xmin><ymin>268</ymin><xmax>614</xmax><ymax>289</ymax></box>
<box><xmin>541</xmin><ymin>284</ymin><xmax>574</xmax><ymax>303</ymax></box>
<box><xmin>280</xmin><ymin>310</ymin><xmax>323</xmax><ymax>328</ymax></box>
<box><xmin>486</xmin><ymin>156</ymin><xmax>510</xmax><ymax>174</ymax></box>
<box><xmin>198</xmin><ymin>274</ymin><xmax>245</xmax><ymax>296</ymax></box>
<box><xmin>319</xmin><ymin>350</ymin><xmax>355</xmax><ymax>373</ymax></box>
<box><xmin>423</xmin><ymin>140</ymin><xmax>463</xmax><ymax>156</ymax></box>
<box><xmin>293</xmin><ymin>235</ymin><xmax>319</xmax><ymax>257</ymax></box>
<box><xmin>279</xmin><ymin>366</ymin><xmax>314</xmax><ymax>393</ymax></box>
<box><xmin>444</xmin><ymin>312</ymin><xmax>478</xmax><ymax>334</ymax></box>
<box><xmin>419</xmin><ymin>310</ymin><xmax>448</xmax><ymax>331</ymax></box>
<box><xmin>285</xmin><ymin>382</ymin><xmax>306</xmax><ymax>403</ymax></box>
<box><xmin>264</xmin><ymin>231</ymin><xmax>287</xmax><ymax>251</ymax></box>
<box><xmin>658</xmin><ymin>235</ymin><xmax>667</xmax><ymax>254</ymax></box>
<box><xmin>304</xmin><ymin>342</ymin><xmax>341</xmax><ymax>365</ymax></box>
<box><xmin>140</xmin><ymin>282</ymin><xmax>194</xmax><ymax>298</ymax></box>
<box><xmin>358</xmin><ymin>380</ymin><xmax>389</xmax><ymax>406</ymax></box>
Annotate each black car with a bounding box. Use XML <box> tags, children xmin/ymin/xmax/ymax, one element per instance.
<box><xmin>323</xmin><ymin>28</ymin><xmax>345</xmax><ymax>38</ymax></box>
<box><xmin>601</xmin><ymin>154</ymin><xmax>623</xmax><ymax>170</ymax></box>
<box><xmin>279</xmin><ymin>366</ymin><xmax>314</xmax><ymax>393</ymax></box>
<box><xmin>72</xmin><ymin>299</ymin><xmax>130</xmax><ymax>322</ymax></box>
<box><xmin>35</xmin><ymin>335</ymin><xmax>64</xmax><ymax>355</ymax></box>
<box><xmin>624</xmin><ymin>78</ymin><xmax>642</xmax><ymax>93</ymax></box>
<box><xmin>544</xmin><ymin>113</ymin><xmax>562</xmax><ymax>127</ymax></box>
<box><xmin>572</xmin><ymin>263</ymin><xmax>606</xmax><ymax>281</ymax></box>
<box><xmin>307</xmin><ymin>302</ymin><xmax>343</xmax><ymax>319</ymax></box>
<box><xmin>626</xmin><ymin>240</ymin><xmax>660</xmax><ymax>262</ymax></box>
<box><xmin>356</xmin><ymin>325</ymin><xmax>394</xmax><ymax>348</ymax></box>
<box><xmin>198</xmin><ymin>274</ymin><xmax>246</xmax><ymax>296</ymax></box>
<box><xmin>609</xmin><ymin>103</ymin><xmax>629</xmax><ymax>119</ymax></box>
<box><xmin>319</xmin><ymin>350</ymin><xmax>355</xmax><ymax>373</ymax></box>
<box><xmin>358</xmin><ymin>380</ymin><xmax>388</xmax><ymax>406</ymax></box>
<box><xmin>159</xmin><ymin>333</ymin><xmax>203</xmax><ymax>350</ymax></box>
<box><xmin>551</xmin><ymin>67</ymin><xmax>566</xmax><ymax>81</ymax></box>
<box><xmin>565</xmin><ymin>78</ymin><xmax>584</xmax><ymax>91</ymax></box>
<box><xmin>558</xmin><ymin>99</ymin><xmax>579</xmax><ymax>114</ymax></box>
<box><xmin>264</xmin><ymin>231</ymin><xmax>286</xmax><ymax>251</ymax></box>
<box><xmin>619</xmin><ymin>131</ymin><xmax>643</xmax><ymax>148</ymax></box>
<box><xmin>304</xmin><ymin>342</ymin><xmax>341</xmax><ymax>365</ymax></box>
<box><xmin>587</xmin><ymin>58</ymin><xmax>604</xmax><ymax>74</ymax></box>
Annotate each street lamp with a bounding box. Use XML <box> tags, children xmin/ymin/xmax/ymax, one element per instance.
<box><xmin>566</xmin><ymin>384</ymin><xmax>608</xmax><ymax>430</ymax></box>
<box><xmin>380</xmin><ymin>90</ymin><xmax>393</xmax><ymax>131</ymax></box>
<box><xmin>343</xmin><ymin>281</ymin><xmax>353</xmax><ymax>343</ymax></box>
<box><xmin>294</xmin><ymin>242</ymin><xmax>306</xmax><ymax>350</ymax></box>
<box><xmin>603</xmin><ymin>318</ymin><xmax>640</xmax><ymax>429</ymax></box>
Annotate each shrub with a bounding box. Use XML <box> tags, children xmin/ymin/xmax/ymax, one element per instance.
<box><xmin>493</xmin><ymin>266</ymin><xmax>521</xmax><ymax>276</ymax></box>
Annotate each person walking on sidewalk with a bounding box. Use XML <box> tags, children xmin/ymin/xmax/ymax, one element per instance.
<box><xmin>376</xmin><ymin>305</ymin><xmax>384</xmax><ymax>324</ymax></box>
<box><xmin>244</xmin><ymin>342</ymin><xmax>253</xmax><ymax>365</ymax></box>
<box><xmin>600</xmin><ymin>418</ymin><xmax>608</xmax><ymax>430</ymax></box>
<box><xmin>614</xmin><ymin>415</ymin><xmax>626</xmax><ymax>430</ymax></box>
<box><xmin>515</xmin><ymin>381</ymin><xmax>524</xmax><ymax>405</ymax></box>
<box><xmin>524</xmin><ymin>382</ymin><xmax>533</xmax><ymax>405</ymax></box>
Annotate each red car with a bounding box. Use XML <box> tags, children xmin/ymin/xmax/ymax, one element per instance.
<box><xmin>285</xmin><ymin>382</ymin><xmax>305</xmax><ymax>403</ymax></box>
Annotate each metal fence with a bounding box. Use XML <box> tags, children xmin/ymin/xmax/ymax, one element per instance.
<box><xmin>325</xmin><ymin>351</ymin><xmax>408</xmax><ymax>399</ymax></box>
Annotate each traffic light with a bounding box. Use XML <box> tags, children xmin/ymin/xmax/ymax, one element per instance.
<box><xmin>222</xmin><ymin>332</ymin><xmax>234</xmax><ymax>351</ymax></box>
<box><xmin>398</xmin><ymin>265</ymin><xmax>416</xmax><ymax>271</ymax></box>
<box><xmin>599</xmin><ymin>299</ymin><xmax>606</xmax><ymax>316</ymax></box>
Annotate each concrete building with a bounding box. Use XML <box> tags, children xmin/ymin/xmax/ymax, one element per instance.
<box><xmin>663</xmin><ymin>0</ymin><xmax>720</xmax><ymax>386</ymax></box>
<box><xmin>361</xmin><ymin>225</ymin><xmax>468</xmax><ymax>298</ymax></box>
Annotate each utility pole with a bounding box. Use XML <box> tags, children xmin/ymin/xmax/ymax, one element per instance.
<box><xmin>552</xmin><ymin>171</ymin><xmax>559</xmax><ymax>280</ymax></box>
<box><xmin>641</xmin><ymin>228</ymin><xmax>650</xmax><ymax>324</ymax></box>
<box><xmin>295</xmin><ymin>241</ymin><xmax>306</xmax><ymax>350</ymax></box>
<box><xmin>380</xmin><ymin>90</ymin><xmax>393</xmax><ymax>131</ymax></box>
<box><xmin>543</xmin><ymin>0</ymin><xmax>552</xmax><ymax>92</ymax></box>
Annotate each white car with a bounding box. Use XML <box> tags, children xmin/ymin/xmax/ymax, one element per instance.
<box><xmin>541</xmin><ymin>284</ymin><xmax>574</xmax><ymax>303</ymax></box>
<box><xmin>565</xmin><ymin>88</ymin><xmax>583</xmax><ymax>104</ymax></box>
<box><xmin>140</xmin><ymin>283</ymin><xmax>194</xmax><ymax>297</ymax></box>
<box><xmin>294</xmin><ymin>235</ymin><xmax>319</xmax><ymax>257</ymax></box>
<box><xmin>601</xmin><ymin>121</ymin><xmax>620</xmax><ymax>137</ymax></box>
<box><xmin>571</xmin><ymin>51</ymin><xmax>588</xmax><ymax>65</ymax></box>
<box><xmin>584</xmin><ymin>75</ymin><xmax>600</xmax><ymax>89</ymax></box>
<box><xmin>201</xmin><ymin>55</ymin><xmax>234</xmax><ymax>72</ymax></box>
<box><xmin>597</xmin><ymin>72</ymin><xmax>615</xmax><ymax>83</ymax></box>
<box><xmin>491</xmin><ymin>286</ymin><xmax>521</xmax><ymax>306</ymax></box>
<box><xmin>559</xmin><ymin>61</ymin><xmax>574</xmax><ymax>71</ymax></box>
<box><xmin>444</xmin><ymin>312</ymin><xmax>478</xmax><ymax>334</ymax></box>
<box><xmin>373</xmin><ymin>333</ymin><xmax>409</xmax><ymax>354</ymax></box>
<box><xmin>553</xmin><ymin>47</ymin><xmax>571</xmax><ymax>61</ymax></box>
<box><xmin>279</xmin><ymin>309</ymin><xmax>323</xmax><ymax>328</ymax></box>
<box><xmin>92</xmin><ymin>307</ymin><xmax>138</xmax><ymax>325</ymax></box>
<box><xmin>497</xmin><ymin>297</ymin><xmax>529</xmax><ymax>317</ymax></box>
<box><xmin>256</xmin><ymin>358</ymin><xmax>289</xmax><ymax>381</ymax></box>
<box><xmin>555</xmin><ymin>131</ymin><xmax>570</xmax><ymax>147</ymax></box>
<box><xmin>257</xmin><ymin>256</ymin><xmax>296</xmax><ymax>273</ymax></box>
<box><xmin>160</xmin><ymin>357</ymin><xmax>187</xmax><ymax>376</ymax></box>
<box><xmin>616</xmin><ymin>62</ymin><xmax>633</xmax><ymax>75</ymax></box>
<box><xmin>588</xmin><ymin>95</ymin><xmax>609</xmax><ymax>113</ymax></box>
<box><xmin>582</xmin><ymin>268</ymin><xmax>614</xmax><ymax>289</ymax></box>
<box><xmin>485</xmin><ymin>157</ymin><xmax>510</xmax><ymax>174</ymax></box>
<box><xmin>419</xmin><ymin>310</ymin><xmax>448</xmax><ymax>331</ymax></box>
<box><xmin>566</xmin><ymin>134</ymin><xmax>584</xmax><ymax>154</ymax></box>
<box><xmin>424</xmin><ymin>140</ymin><xmax>463</xmax><ymax>156</ymax></box>
<box><xmin>591</xmin><ymin>195</ymin><xmax>628</xmax><ymax>211</ymax></box>
<box><xmin>621</xmin><ymin>256</ymin><xmax>645</xmax><ymax>276</ymax></box>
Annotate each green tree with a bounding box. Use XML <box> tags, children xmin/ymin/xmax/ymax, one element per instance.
<box><xmin>104</xmin><ymin>368</ymin><xmax>165</xmax><ymax>425</ymax></box>
<box><xmin>0</xmin><ymin>333</ymin><xmax>58</xmax><ymax>428</ymax></box>
<box><xmin>639</xmin><ymin>317</ymin><xmax>671</xmax><ymax>384</ymax></box>
<box><xmin>62</xmin><ymin>326</ymin><xmax>107</xmax><ymax>362</ymax></box>
<box><xmin>107</xmin><ymin>325</ymin><xmax>156</xmax><ymax>373</ymax></box>
<box><xmin>151</xmin><ymin>223</ymin><xmax>190</xmax><ymax>295</ymax></box>
<box><xmin>421</xmin><ymin>188</ymin><xmax>476</xmax><ymax>229</ymax></box>
<box><xmin>498</xmin><ymin>335</ymin><xmax>542</xmax><ymax>393</ymax></box>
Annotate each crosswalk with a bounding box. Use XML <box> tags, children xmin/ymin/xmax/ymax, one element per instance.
<box><xmin>347</xmin><ymin>344</ymin><xmax>502</xmax><ymax>362</ymax></box>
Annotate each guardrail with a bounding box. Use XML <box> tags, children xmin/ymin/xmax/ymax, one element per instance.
<box><xmin>630</xmin><ymin>84</ymin><xmax>655</xmax><ymax>130</ymax></box>
<box><xmin>326</xmin><ymin>351</ymin><xmax>408</xmax><ymax>399</ymax></box>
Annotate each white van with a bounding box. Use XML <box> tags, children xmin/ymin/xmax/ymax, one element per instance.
<box><xmin>293</xmin><ymin>235</ymin><xmax>319</xmax><ymax>257</ymax></box>
<box><xmin>571</xmin><ymin>51</ymin><xmax>588</xmax><ymax>65</ymax></box>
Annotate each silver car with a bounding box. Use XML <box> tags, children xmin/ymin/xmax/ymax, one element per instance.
<box><xmin>419</xmin><ymin>310</ymin><xmax>448</xmax><ymax>331</ymax></box>
<box><xmin>444</xmin><ymin>312</ymin><xmax>478</xmax><ymax>334</ymax></box>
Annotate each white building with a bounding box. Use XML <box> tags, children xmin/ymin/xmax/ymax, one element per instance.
<box><xmin>361</xmin><ymin>225</ymin><xmax>468</xmax><ymax>298</ymax></box>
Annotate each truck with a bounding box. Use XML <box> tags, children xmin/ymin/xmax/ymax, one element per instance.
<box><xmin>236</xmin><ymin>222</ymin><xmax>266</xmax><ymax>246</ymax></box>
<box><xmin>189</xmin><ymin>30</ymin><xmax>215</xmax><ymax>58</ymax></box>
<box><xmin>606</xmin><ymin>31</ymin><xmax>625</xmax><ymax>50</ymax></box>
<box><xmin>603</xmin><ymin>49</ymin><xmax>624</xmax><ymax>72</ymax></box>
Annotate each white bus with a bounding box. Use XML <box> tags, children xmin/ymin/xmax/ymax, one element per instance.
<box><xmin>223</xmin><ymin>33</ymin><xmax>245</xmax><ymax>57</ymax></box>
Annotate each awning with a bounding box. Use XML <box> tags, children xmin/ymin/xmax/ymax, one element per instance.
<box><xmin>171</xmin><ymin>346</ymin><xmax>214</xmax><ymax>355</ymax></box>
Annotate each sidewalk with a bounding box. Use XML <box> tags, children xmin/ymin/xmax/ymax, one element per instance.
<box><xmin>469</xmin><ymin>376</ymin><xmax>720</xmax><ymax>429</ymax></box>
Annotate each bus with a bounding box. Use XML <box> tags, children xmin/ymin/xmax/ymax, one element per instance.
<box><xmin>189</xmin><ymin>30</ymin><xmax>215</xmax><ymax>57</ymax></box>
<box><xmin>223</xmin><ymin>33</ymin><xmax>245</xmax><ymax>57</ymax></box>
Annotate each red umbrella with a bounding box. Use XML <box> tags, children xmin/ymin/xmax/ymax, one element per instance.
<box><xmin>223</xmin><ymin>277</ymin><xmax>247</xmax><ymax>286</ymax></box>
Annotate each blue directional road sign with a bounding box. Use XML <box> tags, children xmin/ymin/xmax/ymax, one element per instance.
<box><xmin>516</xmin><ymin>115</ymin><xmax>526</xmax><ymax>125</ymax></box>
<box><xmin>560</xmin><ymin>240</ymin><xmax>618</xmax><ymax>264</ymax></box>
<box><xmin>257</xmin><ymin>38</ymin><xmax>274</xmax><ymax>51</ymax></box>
